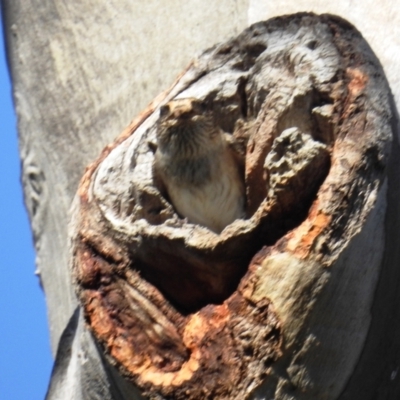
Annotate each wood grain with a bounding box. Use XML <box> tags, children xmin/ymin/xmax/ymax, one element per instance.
<box><xmin>70</xmin><ymin>14</ymin><xmax>393</xmax><ymax>399</ymax></box>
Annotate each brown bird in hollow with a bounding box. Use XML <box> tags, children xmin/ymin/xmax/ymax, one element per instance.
<box><xmin>154</xmin><ymin>98</ymin><xmax>245</xmax><ymax>233</ymax></box>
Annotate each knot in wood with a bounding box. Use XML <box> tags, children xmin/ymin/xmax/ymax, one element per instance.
<box><xmin>70</xmin><ymin>13</ymin><xmax>392</xmax><ymax>400</ymax></box>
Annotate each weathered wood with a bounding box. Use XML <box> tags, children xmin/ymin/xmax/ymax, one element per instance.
<box><xmin>4</xmin><ymin>0</ymin><xmax>400</xmax><ymax>398</ymax></box>
<box><xmin>70</xmin><ymin>14</ymin><xmax>393</xmax><ymax>399</ymax></box>
<box><xmin>1</xmin><ymin>0</ymin><xmax>249</xmax><ymax>354</ymax></box>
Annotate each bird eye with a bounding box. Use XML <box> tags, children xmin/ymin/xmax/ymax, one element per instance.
<box><xmin>159</xmin><ymin>104</ymin><xmax>170</xmax><ymax>118</ymax></box>
<box><xmin>198</xmin><ymin>101</ymin><xmax>208</xmax><ymax>113</ymax></box>
<box><xmin>191</xmin><ymin>100</ymin><xmax>208</xmax><ymax>115</ymax></box>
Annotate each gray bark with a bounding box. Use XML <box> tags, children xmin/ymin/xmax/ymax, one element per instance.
<box><xmin>1</xmin><ymin>0</ymin><xmax>248</xmax><ymax>352</ymax></box>
<box><xmin>2</xmin><ymin>1</ymin><xmax>400</xmax><ymax>399</ymax></box>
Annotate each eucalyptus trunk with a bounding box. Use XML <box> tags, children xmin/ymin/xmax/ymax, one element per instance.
<box><xmin>2</xmin><ymin>1</ymin><xmax>400</xmax><ymax>399</ymax></box>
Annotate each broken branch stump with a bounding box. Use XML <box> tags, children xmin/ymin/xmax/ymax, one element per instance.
<box><xmin>70</xmin><ymin>13</ymin><xmax>394</xmax><ymax>400</ymax></box>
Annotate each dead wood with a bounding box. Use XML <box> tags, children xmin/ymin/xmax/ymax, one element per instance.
<box><xmin>70</xmin><ymin>14</ymin><xmax>393</xmax><ymax>400</ymax></box>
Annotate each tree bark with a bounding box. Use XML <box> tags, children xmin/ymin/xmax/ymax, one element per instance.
<box><xmin>2</xmin><ymin>1</ymin><xmax>400</xmax><ymax>399</ymax></box>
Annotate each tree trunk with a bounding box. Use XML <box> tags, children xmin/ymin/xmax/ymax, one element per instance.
<box><xmin>2</xmin><ymin>1</ymin><xmax>400</xmax><ymax>399</ymax></box>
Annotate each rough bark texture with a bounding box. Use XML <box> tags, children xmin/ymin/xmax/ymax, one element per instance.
<box><xmin>2</xmin><ymin>1</ymin><xmax>400</xmax><ymax>399</ymax></box>
<box><xmin>70</xmin><ymin>14</ymin><xmax>393</xmax><ymax>400</ymax></box>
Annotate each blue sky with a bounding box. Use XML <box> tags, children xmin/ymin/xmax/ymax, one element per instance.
<box><xmin>0</xmin><ymin>15</ymin><xmax>53</xmax><ymax>400</ymax></box>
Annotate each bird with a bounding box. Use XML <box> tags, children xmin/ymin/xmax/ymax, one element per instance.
<box><xmin>153</xmin><ymin>98</ymin><xmax>245</xmax><ymax>233</ymax></box>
